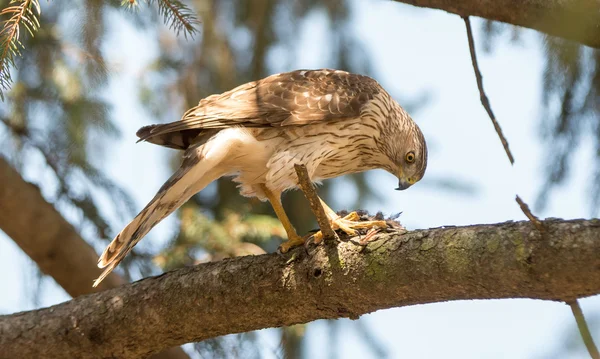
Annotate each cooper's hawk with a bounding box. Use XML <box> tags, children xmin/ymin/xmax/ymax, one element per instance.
<box><xmin>93</xmin><ymin>69</ymin><xmax>427</xmax><ymax>287</ymax></box>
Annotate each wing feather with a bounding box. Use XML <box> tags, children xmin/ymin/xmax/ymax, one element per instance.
<box><xmin>138</xmin><ymin>69</ymin><xmax>382</xmax><ymax>149</ymax></box>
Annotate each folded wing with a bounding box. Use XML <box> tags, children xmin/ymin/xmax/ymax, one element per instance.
<box><xmin>136</xmin><ymin>69</ymin><xmax>382</xmax><ymax>150</ymax></box>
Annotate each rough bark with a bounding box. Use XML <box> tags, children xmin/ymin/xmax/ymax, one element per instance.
<box><xmin>1</xmin><ymin>218</ymin><xmax>599</xmax><ymax>359</ymax></box>
<box><xmin>0</xmin><ymin>157</ymin><xmax>189</xmax><ymax>359</ymax></box>
<box><xmin>392</xmin><ymin>0</ymin><xmax>600</xmax><ymax>49</ymax></box>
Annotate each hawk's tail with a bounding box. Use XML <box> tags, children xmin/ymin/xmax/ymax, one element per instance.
<box><xmin>93</xmin><ymin>146</ymin><xmax>223</xmax><ymax>287</ymax></box>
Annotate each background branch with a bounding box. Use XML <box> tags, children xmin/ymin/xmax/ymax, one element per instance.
<box><xmin>1</xmin><ymin>218</ymin><xmax>599</xmax><ymax>358</ymax></box>
<box><xmin>0</xmin><ymin>156</ymin><xmax>124</xmax><ymax>294</ymax></box>
<box><xmin>393</xmin><ymin>0</ymin><xmax>600</xmax><ymax>48</ymax></box>
<box><xmin>0</xmin><ymin>157</ymin><xmax>189</xmax><ymax>359</ymax></box>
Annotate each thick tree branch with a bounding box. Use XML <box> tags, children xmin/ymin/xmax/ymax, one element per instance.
<box><xmin>1</xmin><ymin>218</ymin><xmax>599</xmax><ymax>358</ymax></box>
<box><xmin>0</xmin><ymin>157</ymin><xmax>189</xmax><ymax>359</ymax></box>
<box><xmin>392</xmin><ymin>0</ymin><xmax>600</xmax><ymax>49</ymax></box>
<box><xmin>0</xmin><ymin>157</ymin><xmax>126</xmax><ymax>294</ymax></box>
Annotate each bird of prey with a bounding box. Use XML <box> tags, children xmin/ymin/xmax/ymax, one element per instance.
<box><xmin>93</xmin><ymin>69</ymin><xmax>427</xmax><ymax>287</ymax></box>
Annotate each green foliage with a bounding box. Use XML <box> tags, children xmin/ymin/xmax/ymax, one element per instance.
<box><xmin>537</xmin><ymin>36</ymin><xmax>600</xmax><ymax>215</ymax></box>
<box><xmin>153</xmin><ymin>0</ymin><xmax>199</xmax><ymax>38</ymax></box>
<box><xmin>0</xmin><ymin>0</ymin><xmax>131</xmax><ymax>244</ymax></box>
<box><xmin>154</xmin><ymin>203</ymin><xmax>284</xmax><ymax>271</ymax></box>
<box><xmin>0</xmin><ymin>0</ymin><xmax>41</xmax><ymax>100</ymax></box>
<box><xmin>0</xmin><ymin>0</ymin><xmax>203</xmax><ymax>276</ymax></box>
<box><xmin>0</xmin><ymin>0</ymin><xmax>199</xmax><ymax>100</ymax></box>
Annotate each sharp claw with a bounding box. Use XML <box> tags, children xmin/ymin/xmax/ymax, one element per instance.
<box><xmin>278</xmin><ymin>236</ymin><xmax>306</xmax><ymax>253</ymax></box>
<box><xmin>277</xmin><ymin>245</ymin><xmax>289</xmax><ymax>254</ymax></box>
<box><xmin>331</xmin><ymin>216</ymin><xmax>386</xmax><ymax>237</ymax></box>
<box><xmin>303</xmin><ymin>213</ymin><xmax>389</xmax><ymax>248</ymax></box>
<box><xmin>312</xmin><ymin>231</ymin><xmax>324</xmax><ymax>244</ymax></box>
<box><xmin>359</xmin><ymin>228</ymin><xmax>381</xmax><ymax>245</ymax></box>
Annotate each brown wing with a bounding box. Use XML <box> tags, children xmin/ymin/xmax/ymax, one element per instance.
<box><xmin>137</xmin><ymin>69</ymin><xmax>382</xmax><ymax>149</ymax></box>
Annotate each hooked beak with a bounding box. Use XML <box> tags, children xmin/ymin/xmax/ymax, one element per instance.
<box><xmin>395</xmin><ymin>178</ymin><xmax>412</xmax><ymax>191</ymax></box>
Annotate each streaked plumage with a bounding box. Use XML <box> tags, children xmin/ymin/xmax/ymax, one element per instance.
<box><xmin>94</xmin><ymin>69</ymin><xmax>427</xmax><ymax>287</ymax></box>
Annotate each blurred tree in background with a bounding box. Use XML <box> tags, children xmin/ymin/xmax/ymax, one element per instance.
<box><xmin>0</xmin><ymin>0</ymin><xmax>598</xmax><ymax>358</ymax></box>
<box><xmin>481</xmin><ymin>20</ymin><xmax>600</xmax><ymax>215</ymax></box>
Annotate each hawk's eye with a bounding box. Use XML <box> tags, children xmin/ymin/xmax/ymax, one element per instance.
<box><xmin>405</xmin><ymin>151</ymin><xmax>415</xmax><ymax>164</ymax></box>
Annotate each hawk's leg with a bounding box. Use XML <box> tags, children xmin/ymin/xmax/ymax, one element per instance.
<box><xmin>260</xmin><ymin>184</ymin><xmax>305</xmax><ymax>253</ymax></box>
<box><xmin>312</xmin><ymin>198</ymin><xmax>387</xmax><ymax>243</ymax></box>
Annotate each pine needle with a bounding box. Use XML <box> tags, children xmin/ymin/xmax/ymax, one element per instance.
<box><xmin>123</xmin><ymin>0</ymin><xmax>199</xmax><ymax>38</ymax></box>
<box><xmin>155</xmin><ymin>0</ymin><xmax>198</xmax><ymax>38</ymax></box>
<box><xmin>0</xmin><ymin>0</ymin><xmax>41</xmax><ymax>100</ymax></box>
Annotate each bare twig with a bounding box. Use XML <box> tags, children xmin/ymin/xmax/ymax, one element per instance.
<box><xmin>294</xmin><ymin>164</ymin><xmax>337</xmax><ymax>241</ymax></box>
<box><xmin>463</xmin><ymin>2</ymin><xmax>596</xmax><ymax>352</ymax></box>
<box><xmin>463</xmin><ymin>16</ymin><xmax>514</xmax><ymax>164</ymax></box>
<box><xmin>515</xmin><ymin>195</ymin><xmax>545</xmax><ymax>234</ymax></box>
<box><xmin>516</xmin><ymin>195</ymin><xmax>599</xmax><ymax>358</ymax></box>
<box><xmin>567</xmin><ymin>300</ymin><xmax>600</xmax><ymax>359</ymax></box>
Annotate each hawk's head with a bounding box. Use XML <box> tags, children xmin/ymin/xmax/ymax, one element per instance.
<box><xmin>392</xmin><ymin>121</ymin><xmax>428</xmax><ymax>191</ymax></box>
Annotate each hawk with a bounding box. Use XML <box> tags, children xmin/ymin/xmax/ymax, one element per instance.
<box><xmin>93</xmin><ymin>69</ymin><xmax>427</xmax><ymax>287</ymax></box>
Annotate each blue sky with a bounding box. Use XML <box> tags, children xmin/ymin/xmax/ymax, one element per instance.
<box><xmin>0</xmin><ymin>0</ymin><xmax>598</xmax><ymax>358</ymax></box>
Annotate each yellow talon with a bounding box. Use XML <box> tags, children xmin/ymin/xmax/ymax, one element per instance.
<box><xmin>278</xmin><ymin>234</ymin><xmax>306</xmax><ymax>253</ymax></box>
<box><xmin>311</xmin><ymin>211</ymin><xmax>387</xmax><ymax>244</ymax></box>
<box><xmin>342</xmin><ymin>211</ymin><xmax>360</xmax><ymax>221</ymax></box>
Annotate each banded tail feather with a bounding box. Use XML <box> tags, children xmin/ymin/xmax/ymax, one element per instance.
<box><xmin>93</xmin><ymin>141</ymin><xmax>227</xmax><ymax>287</ymax></box>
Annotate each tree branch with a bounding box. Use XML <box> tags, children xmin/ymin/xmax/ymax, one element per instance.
<box><xmin>392</xmin><ymin>0</ymin><xmax>600</xmax><ymax>49</ymax></box>
<box><xmin>0</xmin><ymin>156</ymin><xmax>126</xmax><ymax>294</ymax></box>
<box><xmin>1</xmin><ymin>218</ymin><xmax>599</xmax><ymax>358</ymax></box>
<box><xmin>515</xmin><ymin>195</ymin><xmax>599</xmax><ymax>358</ymax></box>
<box><xmin>0</xmin><ymin>156</ymin><xmax>189</xmax><ymax>359</ymax></box>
